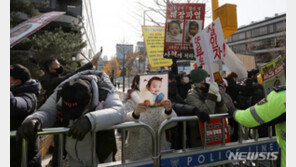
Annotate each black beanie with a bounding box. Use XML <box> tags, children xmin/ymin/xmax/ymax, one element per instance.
<box><xmin>10</xmin><ymin>64</ymin><xmax>31</xmax><ymax>83</ymax></box>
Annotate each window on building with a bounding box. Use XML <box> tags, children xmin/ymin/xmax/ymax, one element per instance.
<box><xmin>232</xmin><ymin>44</ymin><xmax>246</xmax><ymax>53</ymax></box>
<box><xmin>246</xmin><ymin>31</ymin><xmax>251</xmax><ymax>39</ymax></box>
<box><xmin>276</xmin><ymin>21</ymin><xmax>286</xmax><ymax>32</ymax></box>
<box><xmin>269</xmin><ymin>24</ymin><xmax>274</xmax><ymax>33</ymax></box>
<box><xmin>231</xmin><ymin>32</ymin><xmax>245</xmax><ymax>42</ymax></box>
<box><xmin>252</xmin><ymin>26</ymin><xmax>268</xmax><ymax>37</ymax></box>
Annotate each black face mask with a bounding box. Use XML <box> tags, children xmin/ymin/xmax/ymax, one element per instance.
<box><xmin>55</xmin><ymin>66</ymin><xmax>64</xmax><ymax>74</ymax></box>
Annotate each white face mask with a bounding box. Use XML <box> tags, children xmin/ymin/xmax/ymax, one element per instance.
<box><xmin>183</xmin><ymin>77</ymin><xmax>189</xmax><ymax>84</ymax></box>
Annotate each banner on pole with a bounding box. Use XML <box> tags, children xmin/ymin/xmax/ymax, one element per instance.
<box><xmin>259</xmin><ymin>56</ymin><xmax>286</xmax><ymax>95</ymax></box>
<box><xmin>191</xmin><ymin>18</ymin><xmax>226</xmax><ymax>81</ymax></box>
<box><xmin>142</xmin><ymin>26</ymin><xmax>172</xmax><ymax>68</ymax></box>
<box><xmin>10</xmin><ymin>11</ymin><xmax>65</xmax><ymax>47</ymax></box>
<box><xmin>164</xmin><ymin>3</ymin><xmax>205</xmax><ymax>60</ymax></box>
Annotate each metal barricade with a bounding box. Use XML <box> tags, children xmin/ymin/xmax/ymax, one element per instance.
<box><xmin>10</xmin><ymin>121</ymin><xmax>157</xmax><ymax>167</ymax></box>
<box><xmin>156</xmin><ymin>113</ymin><xmax>277</xmax><ymax>167</ymax></box>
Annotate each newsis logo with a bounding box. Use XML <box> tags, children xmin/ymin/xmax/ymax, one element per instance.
<box><xmin>228</xmin><ymin>152</ymin><xmax>278</xmax><ymax>161</ymax></box>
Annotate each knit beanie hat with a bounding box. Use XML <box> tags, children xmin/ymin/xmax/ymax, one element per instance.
<box><xmin>190</xmin><ymin>68</ymin><xmax>208</xmax><ymax>84</ymax></box>
<box><xmin>60</xmin><ymin>78</ymin><xmax>92</xmax><ymax>120</ymax></box>
<box><xmin>10</xmin><ymin>64</ymin><xmax>31</xmax><ymax>83</ymax></box>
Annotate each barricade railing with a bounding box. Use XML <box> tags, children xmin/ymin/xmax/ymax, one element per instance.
<box><xmin>156</xmin><ymin>113</ymin><xmax>276</xmax><ymax>167</ymax></box>
<box><xmin>10</xmin><ymin>114</ymin><xmax>277</xmax><ymax>167</ymax></box>
<box><xmin>10</xmin><ymin>121</ymin><xmax>157</xmax><ymax>167</ymax></box>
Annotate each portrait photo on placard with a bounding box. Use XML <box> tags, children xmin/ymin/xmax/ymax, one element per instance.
<box><xmin>139</xmin><ymin>74</ymin><xmax>168</xmax><ymax>107</ymax></box>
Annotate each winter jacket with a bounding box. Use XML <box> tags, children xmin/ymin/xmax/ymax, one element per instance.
<box><xmin>185</xmin><ymin>88</ymin><xmax>228</xmax><ymax>147</ymax></box>
<box><xmin>124</xmin><ymin>90</ymin><xmax>177</xmax><ymax>161</ymax></box>
<box><xmin>225</xmin><ymin>77</ymin><xmax>246</xmax><ymax>103</ymax></box>
<box><xmin>41</xmin><ymin>62</ymin><xmax>93</xmax><ymax>98</ymax></box>
<box><xmin>10</xmin><ymin>79</ymin><xmax>41</xmax><ymax>167</ymax></box>
<box><xmin>23</xmin><ymin>70</ymin><xmax>125</xmax><ymax>166</ymax></box>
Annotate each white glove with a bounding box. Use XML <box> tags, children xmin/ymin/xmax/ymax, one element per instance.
<box><xmin>208</xmin><ymin>82</ymin><xmax>221</xmax><ymax>102</ymax></box>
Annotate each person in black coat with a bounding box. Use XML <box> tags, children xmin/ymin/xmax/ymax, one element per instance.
<box><xmin>167</xmin><ymin>72</ymin><xmax>210</xmax><ymax>149</ymax></box>
<box><xmin>176</xmin><ymin>71</ymin><xmax>192</xmax><ymax>100</ymax></box>
<box><xmin>10</xmin><ymin>64</ymin><xmax>41</xmax><ymax>167</ymax></box>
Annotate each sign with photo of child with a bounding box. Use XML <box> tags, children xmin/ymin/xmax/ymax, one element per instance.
<box><xmin>164</xmin><ymin>3</ymin><xmax>205</xmax><ymax>60</ymax></box>
<box><xmin>139</xmin><ymin>74</ymin><xmax>168</xmax><ymax>107</ymax></box>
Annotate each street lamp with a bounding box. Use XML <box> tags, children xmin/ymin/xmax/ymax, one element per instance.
<box><xmin>143</xmin><ymin>9</ymin><xmax>154</xmax><ymax>26</ymax></box>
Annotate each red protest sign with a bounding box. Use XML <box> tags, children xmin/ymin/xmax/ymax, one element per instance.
<box><xmin>164</xmin><ymin>3</ymin><xmax>205</xmax><ymax>60</ymax></box>
<box><xmin>199</xmin><ymin>118</ymin><xmax>230</xmax><ymax>145</ymax></box>
<box><xmin>10</xmin><ymin>11</ymin><xmax>65</xmax><ymax>48</ymax></box>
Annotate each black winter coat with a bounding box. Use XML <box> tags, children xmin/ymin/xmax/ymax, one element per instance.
<box><xmin>41</xmin><ymin>62</ymin><xmax>93</xmax><ymax>98</ymax></box>
<box><xmin>10</xmin><ymin>79</ymin><xmax>41</xmax><ymax>167</ymax></box>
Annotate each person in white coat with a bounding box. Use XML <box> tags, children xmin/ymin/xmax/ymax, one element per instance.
<box><xmin>124</xmin><ymin>75</ymin><xmax>177</xmax><ymax>161</ymax></box>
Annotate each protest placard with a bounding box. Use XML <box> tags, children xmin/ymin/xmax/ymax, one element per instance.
<box><xmin>142</xmin><ymin>26</ymin><xmax>172</xmax><ymax>68</ymax></box>
<box><xmin>191</xmin><ymin>18</ymin><xmax>226</xmax><ymax>82</ymax></box>
<box><xmin>199</xmin><ymin>118</ymin><xmax>231</xmax><ymax>145</ymax></box>
<box><xmin>10</xmin><ymin>11</ymin><xmax>65</xmax><ymax>47</ymax></box>
<box><xmin>139</xmin><ymin>74</ymin><xmax>168</xmax><ymax>107</ymax></box>
<box><xmin>259</xmin><ymin>56</ymin><xmax>286</xmax><ymax>95</ymax></box>
<box><xmin>164</xmin><ymin>3</ymin><xmax>205</xmax><ymax>60</ymax></box>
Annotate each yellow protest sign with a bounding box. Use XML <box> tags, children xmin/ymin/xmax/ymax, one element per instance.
<box><xmin>142</xmin><ymin>26</ymin><xmax>172</xmax><ymax>68</ymax></box>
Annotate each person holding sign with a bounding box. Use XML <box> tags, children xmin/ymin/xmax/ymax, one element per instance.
<box><xmin>124</xmin><ymin>74</ymin><xmax>177</xmax><ymax>161</ymax></box>
<box><xmin>185</xmin><ymin>68</ymin><xmax>228</xmax><ymax>147</ymax></box>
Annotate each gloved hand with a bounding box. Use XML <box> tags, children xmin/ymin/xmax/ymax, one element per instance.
<box><xmin>16</xmin><ymin>119</ymin><xmax>41</xmax><ymax>141</ymax></box>
<box><xmin>134</xmin><ymin>103</ymin><xmax>147</xmax><ymax>117</ymax></box>
<box><xmin>68</xmin><ymin>116</ymin><xmax>91</xmax><ymax>141</ymax></box>
<box><xmin>228</xmin><ymin>106</ymin><xmax>237</xmax><ymax>117</ymax></box>
<box><xmin>208</xmin><ymin>82</ymin><xmax>221</xmax><ymax>102</ymax></box>
<box><xmin>193</xmin><ymin>107</ymin><xmax>210</xmax><ymax>123</ymax></box>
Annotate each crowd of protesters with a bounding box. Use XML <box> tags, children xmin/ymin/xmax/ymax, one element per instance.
<box><xmin>11</xmin><ymin>53</ymin><xmax>284</xmax><ymax>166</ymax></box>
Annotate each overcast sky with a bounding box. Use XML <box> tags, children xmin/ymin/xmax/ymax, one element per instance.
<box><xmin>91</xmin><ymin>0</ymin><xmax>286</xmax><ymax>59</ymax></box>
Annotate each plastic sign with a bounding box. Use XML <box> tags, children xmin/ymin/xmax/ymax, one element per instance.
<box><xmin>142</xmin><ymin>26</ymin><xmax>172</xmax><ymax>68</ymax></box>
<box><xmin>164</xmin><ymin>3</ymin><xmax>205</xmax><ymax>60</ymax></box>
<box><xmin>10</xmin><ymin>11</ymin><xmax>65</xmax><ymax>47</ymax></box>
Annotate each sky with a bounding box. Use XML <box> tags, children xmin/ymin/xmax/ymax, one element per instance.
<box><xmin>91</xmin><ymin>0</ymin><xmax>286</xmax><ymax>60</ymax></box>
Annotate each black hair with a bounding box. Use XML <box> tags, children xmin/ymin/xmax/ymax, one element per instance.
<box><xmin>131</xmin><ymin>75</ymin><xmax>140</xmax><ymax>90</ymax></box>
<box><xmin>43</xmin><ymin>57</ymin><xmax>58</xmax><ymax>73</ymax></box>
<box><xmin>10</xmin><ymin>64</ymin><xmax>31</xmax><ymax>83</ymax></box>
<box><xmin>189</xmin><ymin>21</ymin><xmax>199</xmax><ymax>29</ymax></box>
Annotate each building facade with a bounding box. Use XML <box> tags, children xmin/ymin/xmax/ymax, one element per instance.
<box><xmin>116</xmin><ymin>44</ymin><xmax>134</xmax><ymax>60</ymax></box>
<box><xmin>226</xmin><ymin>13</ymin><xmax>286</xmax><ymax>66</ymax></box>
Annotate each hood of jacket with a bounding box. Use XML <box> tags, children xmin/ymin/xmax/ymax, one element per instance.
<box><xmin>55</xmin><ymin>70</ymin><xmax>115</xmax><ymax>110</ymax></box>
<box><xmin>11</xmin><ymin>79</ymin><xmax>41</xmax><ymax>96</ymax></box>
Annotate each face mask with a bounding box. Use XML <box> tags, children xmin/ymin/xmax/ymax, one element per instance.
<box><xmin>55</xmin><ymin>66</ymin><xmax>64</xmax><ymax>74</ymax></box>
<box><xmin>183</xmin><ymin>77</ymin><xmax>189</xmax><ymax>84</ymax></box>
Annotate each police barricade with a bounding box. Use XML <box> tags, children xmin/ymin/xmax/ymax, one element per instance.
<box><xmin>10</xmin><ymin>121</ymin><xmax>157</xmax><ymax>167</ymax></box>
<box><xmin>10</xmin><ymin>114</ymin><xmax>278</xmax><ymax>167</ymax></box>
<box><xmin>155</xmin><ymin>113</ymin><xmax>278</xmax><ymax>167</ymax></box>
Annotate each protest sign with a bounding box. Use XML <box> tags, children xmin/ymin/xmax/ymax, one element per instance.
<box><xmin>191</xmin><ymin>18</ymin><xmax>226</xmax><ymax>82</ymax></box>
<box><xmin>164</xmin><ymin>3</ymin><xmax>205</xmax><ymax>60</ymax></box>
<box><xmin>199</xmin><ymin>118</ymin><xmax>231</xmax><ymax>145</ymax></box>
<box><xmin>259</xmin><ymin>56</ymin><xmax>286</xmax><ymax>95</ymax></box>
<box><xmin>142</xmin><ymin>26</ymin><xmax>172</xmax><ymax>68</ymax></box>
<box><xmin>11</xmin><ymin>11</ymin><xmax>65</xmax><ymax>47</ymax></box>
<box><xmin>139</xmin><ymin>74</ymin><xmax>168</xmax><ymax>107</ymax></box>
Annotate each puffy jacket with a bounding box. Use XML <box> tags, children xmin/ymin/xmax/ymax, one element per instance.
<box><xmin>10</xmin><ymin>79</ymin><xmax>41</xmax><ymax>167</ymax></box>
<box><xmin>185</xmin><ymin>88</ymin><xmax>228</xmax><ymax>147</ymax></box>
<box><xmin>124</xmin><ymin>90</ymin><xmax>177</xmax><ymax>160</ymax></box>
<box><xmin>23</xmin><ymin>70</ymin><xmax>125</xmax><ymax>166</ymax></box>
